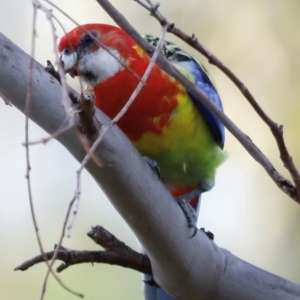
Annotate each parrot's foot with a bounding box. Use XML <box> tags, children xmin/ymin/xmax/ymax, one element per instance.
<box><xmin>175</xmin><ymin>185</ymin><xmax>203</xmax><ymax>237</ymax></box>
<box><xmin>144</xmin><ymin>156</ymin><xmax>160</xmax><ymax>179</ymax></box>
<box><xmin>176</xmin><ymin>198</ymin><xmax>198</xmax><ymax>237</ymax></box>
<box><xmin>200</xmin><ymin>228</ymin><xmax>214</xmax><ymax>240</ymax></box>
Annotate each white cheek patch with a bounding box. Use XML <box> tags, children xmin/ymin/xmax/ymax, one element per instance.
<box><xmin>78</xmin><ymin>48</ymin><xmax>123</xmax><ymax>86</ymax></box>
<box><xmin>60</xmin><ymin>52</ymin><xmax>78</xmax><ymax>72</ymax></box>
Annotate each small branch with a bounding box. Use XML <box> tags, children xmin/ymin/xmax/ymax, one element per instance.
<box><xmin>95</xmin><ymin>0</ymin><xmax>298</xmax><ymax>203</ymax></box>
<box><xmin>24</xmin><ymin>2</ymin><xmax>83</xmax><ymax>299</ymax></box>
<box><xmin>44</xmin><ymin>59</ymin><xmax>61</xmax><ymax>83</ymax></box>
<box><xmin>15</xmin><ymin>226</ymin><xmax>152</xmax><ymax>275</ymax></box>
<box><xmin>35</xmin><ymin>0</ymin><xmax>71</xmax><ymax>119</ymax></box>
<box><xmin>135</xmin><ymin>0</ymin><xmax>300</xmax><ymax>200</ymax></box>
<box><xmin>0</xmin><ymin>91</ymin><xmax>12</xmax><ymax>106</ymax></box>
<box><xmin>111</xmin><ymin>23</ymin><xmax>169</xmax><ymax>124</ymax></box>
<box><xmin>88</xmin><ymin>226</ymin><xmax>152</xmax><ymax>274</ymax></box>
<box><xmin>25</xmin><ymin>5</ymin><xmax>74</xmax><ymax>299</ymax></box>
<box><xmin>77</xmin><ymin>90</ymin><xmax>101</xmax><ymax>141</ymax></box>
<box><xmin>41</xmin><ymin>195</ymin><xmax>78</xmax><ymax>295</ymax></box>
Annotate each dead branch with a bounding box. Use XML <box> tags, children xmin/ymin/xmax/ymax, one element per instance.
<box><xmin>77</xmin><ymin>90</ymin><xmax>100</xmax><ymax>141</ymax></box>
<box><xmin>15</xmin><ymin>226</ymin><xmax>152</xmax><ymax>275</ymax></box>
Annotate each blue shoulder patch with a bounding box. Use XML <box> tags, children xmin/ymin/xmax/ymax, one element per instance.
<box><xmin>143</xmin><ymin>35</ymin><xmax>225</xmax><ymax>148</ymax></box>
<box><xmin>183</xmin><ymin>59</ymin><xmax>225</xmax><ymax>148</ymax></box>
<box><xmin>171</xmin><ymin>53</ymin><xmax>225</xmax><ymax>148</ymax></box>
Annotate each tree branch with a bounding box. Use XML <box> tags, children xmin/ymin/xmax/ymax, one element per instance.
<box><xmin>0</xmin><ymin>32</ymin><xmax>300</xmax><ymax>299</ymax></box>
<box><xmin>15</xmin><ymin>226</ymin><xmax>152</xmax><ymax>275</ymax></box>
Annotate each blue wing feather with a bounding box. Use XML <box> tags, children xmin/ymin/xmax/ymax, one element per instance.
<box><xmin>143</xmin><ymin>35</ymin><xmax>225</xmax><ymax>149</ymax></box>
<box><xmin>173</xmin><ymin>56</ymin><xmax>225</xmax><ymax>149</ymax></box>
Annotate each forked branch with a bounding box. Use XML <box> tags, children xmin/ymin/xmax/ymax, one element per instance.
<box><xmin>15</xmin><ymin>226</ymin><xmax>152</xmax><ymax>275</ymax></box>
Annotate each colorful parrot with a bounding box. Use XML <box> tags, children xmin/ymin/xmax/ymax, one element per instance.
<box><xmin>58</xmin><ymin>24</ymin><xmax>225</xmax><ymax>300</ymax></box>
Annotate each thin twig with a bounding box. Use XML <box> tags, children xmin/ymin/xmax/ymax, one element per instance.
<box><xmin>37</xmin><ymin>1</ymin><xmax>72</xmax><ymax>119</ymax></box>
<box><xmin>25</xmin><ymin>1</ymin><xmax>84</xmax><ymax>299</ymax></box>
<box><xmin>24</xmin><ymin>120</ymin><xmax>74</xmax><ymax>145</ymax></box>
<box><xmin>26</xmin><ymin>0</ymin><xmax>41</xmax><ymax>267</ymax></box>
<box><xmin>135</xmin><ymin>0</ymin><xmax>300</xmax><ymax>200</ymax></box>
<box><xmin>23</xmin><ymin>12</ymin><xmax>84</xmax><ymax>147</ymax></box>
<box><xmin>25</xmin><ymin>0</ymin><xmax>75</xmax><ymax>148</ymax></box>
<box><xmin>95</xmin><ymin>0</ymin><xmax>298</xmax><ymax>202</ymax></box>
<box><xmin>66</xmin><ymin>168</ymin><xmax>81</xmax><ymax>237</ymax></box>
<box><xmin>41</xmin><ymin>195</ymin><xmax>78</xmax><ymax>298</ymax></box>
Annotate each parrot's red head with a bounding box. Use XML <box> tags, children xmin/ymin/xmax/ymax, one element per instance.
<box><xmin>58</xmin><ymin>24</ymin><xmax>136</xmax><ymax>86</ymax></box>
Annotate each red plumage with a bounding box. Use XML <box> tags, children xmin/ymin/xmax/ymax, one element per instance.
<box><xmin>93</xmin><ymin>61</ymin><xmax>181</xmax><ymax>141</ymax></box>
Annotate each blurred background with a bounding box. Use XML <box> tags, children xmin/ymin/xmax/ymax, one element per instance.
<box><xmin>1</xmin><ymin>0</ymin><xmax>300</xmax><ymax>299</ymax></box>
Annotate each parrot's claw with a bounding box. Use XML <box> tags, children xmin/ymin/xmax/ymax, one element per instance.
<box><xmin>175</xmin><ymin>185</ymin><xmax>204</xmax><ymax>237</ymax></box>
<box><xmin>144</xmin><ymin>156</ymin><xmax>161</xmax><ymax>179</ymax></box>
<box><xmin>176</xmin><ymin>198</ymin><xmax>198</xmax><ymax>237</ymax></box>
<box><xmin>200</xmin><ymin>228</ymin><xmax>214</xmax><ymax>240</ymax></box>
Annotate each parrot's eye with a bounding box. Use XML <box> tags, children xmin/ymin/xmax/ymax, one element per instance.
<box><xmin>64</xmin><ymin>48</ymin><xmax>71</xmax><ymax>55</ymax></box>
<box><xmin>81</xmin><ymin>32</ymin><xmax>97</xmax><ymax>46</ymax></box>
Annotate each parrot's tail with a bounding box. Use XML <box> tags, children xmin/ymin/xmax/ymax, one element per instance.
<box><xmin>143</xmin><ymin>280</ymin><xmax>178</xmax><ymax>300</ymax></box>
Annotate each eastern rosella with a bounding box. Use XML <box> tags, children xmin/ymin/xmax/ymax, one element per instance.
<box><xmin>58</xmin><ymin>24</ymin><xmax>225</xmax><ymax>300</ymax></box>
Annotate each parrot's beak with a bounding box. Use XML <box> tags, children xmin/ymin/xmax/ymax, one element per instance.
<box><xmin>59</xmin><ymin>51</ymin><xmax>78</xmax><ymax>78</ymax></box>
<box><xmin>66</xmin><ymin>67</ymin><xmax>78</xmax><ymax>78</ymax></box>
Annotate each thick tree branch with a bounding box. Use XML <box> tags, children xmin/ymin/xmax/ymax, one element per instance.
<box><xmin>95</xmin><ymin>0</ymin><xmax>298</xmax><ymax>203</ymax></box>
<box><xmin>0</xmin><ymin>33</ymin><xmax>300</xmax><ymax>299</ymax></box>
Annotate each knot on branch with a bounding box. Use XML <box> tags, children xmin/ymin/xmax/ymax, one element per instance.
<box><xmin>77</xmin><ymin>90</ymin><xmax>101</xmax><ymax>141</ymax></box>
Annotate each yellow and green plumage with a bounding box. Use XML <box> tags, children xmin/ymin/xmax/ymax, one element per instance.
<box><xmin>134</xmin><ymin>53</ymin><xmax>224</xmax><ymax>188</ymax></box>
<box><xmin>125</xmin><ymin>35</ymin><xmax>226</xmax><ymax>194</ymax></box>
